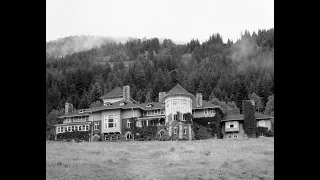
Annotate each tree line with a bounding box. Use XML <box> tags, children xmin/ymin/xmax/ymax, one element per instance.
<box><xmin>46</xmin><ymin>29</ymin><xmax>274</xmax><ymax>118</ymax></box>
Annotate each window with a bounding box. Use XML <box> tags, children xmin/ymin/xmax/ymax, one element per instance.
<box><xmin>108</xmin><ymin>116</ymin><xmax>114</xmax><ymax>128</ymax></box>
<box><xmin>127</xmin><ymin>120</ymin><xmax>131</xmax><ymax>128</ymax></box>
<box><xmin>94</xmin><ymin>122</ymin><xmax>100</xmax><ymax>130</ymax></box>
<box><xmin>79</xmin><ymin>125</ymin><xmax>82</xmax><ymax>131</ymax></box>
<box><xmin>184</xmin><ymin>127</ymin><xmax>187</xmax><ymax>134</ymax></box>
<box><xmin>57</xmin><ymin>127</ymin><xmax>60</xmax><ymax>133</ymax></box>
<box><xmin>227</xmin><ymin>134</ymin><xmax>233</xmax><ymax>139</ymax></box>
<box><xmin>174</xmin><ymin>127</ymin><xmax>177</xmax><ymax>134</ymax></box>
<box><xmin>143</xmin><ymin>111</ymin><xmax>147</xmax><ymax>116</ymax></box>
<box><xmin>183</xmin><ymin>99</ymin><xmax>187</xmax><ymax>106</ymax></box>
<box><xmin>173</xmin><ymin>100</ymin><xmax>177</xmax><ymax>107</ymax></box>
<box><xmin>166</xmin><ymin>101</ymin><xmax>170</xmax><ymax>108</ymax></box>
<box><xmin>204</xmin><ymin>109</ymin><xmax>209</xmax><ymax>115</ymax></box>
<box><xmin>174</xmin><ymin>114</ymin><xmax>177</xmax><ymax>121</ymax></box>
<box><xmin>182</xmin><ymin>114</ymin><xmax>186</xmax><ymax>121</ymax></box>
<box><xmin>105</xmin><ymin>115</ymin><xmax>117</xmax><ymax>128</ymax></box>
<box><xmin>177</xmin><ymin>99</ymin><xmax>181</xmax><ymax>106</ymax></box>
<box><xmin>85</xmin><ymin>116</ymin><xmax>89</xmax><ymax>121</ymax></box>
<box><xmin>82</xmin><ymin>125</ymin><xmax>85</xmax><ymax>131</ymax></box>
<box><xmin>210</xmin><ymin>109</ymin><xmax>215</xmax><ymax>114</ymax></box>
<box><xmin>85</xmin><ymin>125</ymin><xmax>89</xmax><ymax>131</ymax></box>
<box><xmin>75</xmin><ymin>126</ymin><xmax>78</xmax><ymax>131</ymax></box>
<box><xmin>142</xmin><ymin>121</ymin><xmax>147</xmax><ymax>126</ymax></box>
<box><xmin>147</xmin><ymin>110</ymin><xmax>152</xmax><ymax>116</ymax></box>
<box><xmin>233</xmin><ymin>134</ymin><xmax>238</xmax><ymax>139</ymax></box>
<box><xmin>154</xmin><ymin>109</ymin><xmax>159</xmax><ymax>114</ymax></box>
<box><xmin>258</xmin><ymin>121</ymin><xmax>265</xmax><ymax>127</ymax></box>
<box><xmin>68</xmin><ymin>126</ymin><xmax>71</xmax><ymax>132</ymax></box>
<box><xmin>192</xmin><ymin>110</ymin><xmax>195</xmax><ymax>115</ymax></box>
<box><xmin>160</xmin><ymin>110</ymin><xmax>164</xmax><ymax>114</ymax></box>
<box><xmin>226</xmin><ymin>121</ymin><xmax>238</xmax><ymax>128</ymax></box>
<box><xmin>71</xmin><ymin>126</ymin><xmax>74</xmax><ymax>131</ymax></box>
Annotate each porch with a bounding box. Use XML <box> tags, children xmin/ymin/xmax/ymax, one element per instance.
<box><xmin>136</xmin><ymin>115</ymin><xmax>166</xmax><ymax>127</ymax></box>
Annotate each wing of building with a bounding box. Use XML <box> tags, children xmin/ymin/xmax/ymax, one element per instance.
<box><xmin>55</xmin><ymin>83</ymin><xmax>273</xmax><ymax>141</ymax></box>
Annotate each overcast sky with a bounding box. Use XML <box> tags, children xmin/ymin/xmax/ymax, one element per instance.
<box><xmin>46</xmin><ymin>0</ymin><xmax>274</xmax><ymax>43</ymax></box>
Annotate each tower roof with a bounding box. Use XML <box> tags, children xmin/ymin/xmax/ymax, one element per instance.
<box><xmin>100</xmin><ymin>87</ymin><xmax>123</xmax><ymax>99</ymax></box>
<box><xmin>162</xmin><ymin>83</ymin><xmax>194</xmax><ymax>100</ymax></box>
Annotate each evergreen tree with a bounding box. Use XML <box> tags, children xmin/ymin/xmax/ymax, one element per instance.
<box><xmin>46</xmin><ymin>83</ymin><xmax>61</xmax><ymax>115</ymax></box>
<box><xmin>249</xmin><ymin>92</ymin><xmax>264</xmax><ymax>113</ymax></box>
<box><xmin>88</xmin><ymin>82</ymin><xmax>103</xmax><ymax>104</ymax></box>
<box><xmin>89</xmin><ymin>101</ymin><xmax>103</xmax><ymax>108</ymax></box>
<box><xmin>264</xmin><ymin>94</ymin><xmax>274</xmax><ymax>116</ymax></box>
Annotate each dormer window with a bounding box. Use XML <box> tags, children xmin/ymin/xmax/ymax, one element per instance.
<box><xmin>146</xmin><ymin>104</ymin><xmax>153</xmax><ymax>108</ymax></box>
<box><xmin>120</xmin><ymin>102</ymin><xmax>126</xmax><ymax>106</ymax></box>
<box><xmin>104</xmin><ymin>102</ymin><xmax>112</xmax><ymax>106</ymax></box>
<box><xmin>79</xmin><ymin>110</ymin><xmax>84</xmax><ymax>113</ymax></box>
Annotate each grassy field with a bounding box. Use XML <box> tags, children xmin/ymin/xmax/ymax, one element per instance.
<box><xmin>46</xmin><ymin>137</ymin><xmax>274</xmax><ymax>180</ymax></box>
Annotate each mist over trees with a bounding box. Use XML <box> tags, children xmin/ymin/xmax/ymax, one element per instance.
<box><xmin>46</xmin><ymin>28</ymin><xmax>274</xmax><ymax>117</ymax></box>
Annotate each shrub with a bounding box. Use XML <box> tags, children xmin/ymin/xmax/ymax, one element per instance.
<box><xmin>57</xmin><ymin>131</ymin><xmax>90</xmax><ymax>141</ymax></box>
<box><xmin>192</xmin><ymin>121</ymin><xmax>214</xmax><ymax>140</ymax></box>
<box><xmin>265</xmin><ymin>130</ymin><xmax>274</xmax><ymax>137</ymax></box>
<box><xmin>256</xmin><ymin>127</ymin><xmax>268</xmax><ymax>137</ymax></box>
<box><xmin>193</xmin><ymin>111</ymin><xmax>222</xmax><ymax>139</ymax></box>
<box><xmin>135</xmin><ymin>126</ymin><xmax>158</xmax><ymax>141</ymax></box>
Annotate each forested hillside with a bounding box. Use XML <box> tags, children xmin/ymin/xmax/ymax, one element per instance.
<box><xmin>46</xmin><ymin>29</ymin><xmax>274</xmax><ymax>118</ymax></box>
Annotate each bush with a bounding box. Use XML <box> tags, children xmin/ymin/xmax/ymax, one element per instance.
<box><xmin>57</xmin><ymin>131</ymin><xmax>90</xmax><ymax>141</ymax></box>
<box><xmin>135</xmin><ymin>126</ymin><xmax>158</xmax><ymax>141</ymax></box>
<box><xmin>256</xmin><ymin>126</ymin><xmax>268</xmax><ymax>137</ymax></box>
<box><xmin>193</xmin><ymin>111</ymin><xmax>222</xmax><ymax>139</ymax></box>
<box><xmin>192</xmin><ymin>121</ymin><xmax>214</xmax><ymax>140</ymax></box>
<box><xmin>265</xmin><ymin>130</ymin><xmax>274</xmax><ymax>137</ymax></box>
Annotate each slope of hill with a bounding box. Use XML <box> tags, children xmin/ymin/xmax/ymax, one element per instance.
<box><xmin>46</xmin><ymin>35</ymin><xmax>186</xmax><ymax>58</ymax></box>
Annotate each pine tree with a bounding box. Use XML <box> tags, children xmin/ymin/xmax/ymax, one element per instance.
<box><xmin>249</xmin><ymin>92</ymin><xmax>264</xmax><ymax>113</ymax></box>
<box><xmin>89</xmin><ymin>82</ymin><xmax>102</xmax><ymax>104</ymax></box>
<box><xmin>46</xmin><ymin>82</ymin><xmax>61</xmax><ymax>115</ymax></box>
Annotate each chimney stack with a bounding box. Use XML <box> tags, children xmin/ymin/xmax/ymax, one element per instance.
<box><xmin>123</xmin><ymin>85</ymin><xmax>130</xmax><ymax>101</ymax></box>
<box><xmin>196</xmin><ymin>93</ymin><xmax>203</xmax><ymax>107</ymax></box>
<box><xmin>65</xmin><ymin>102</ymin><xmax>74</xmax><ymax>115</ymax></box>
<box><xmin>158</xmin><ymin>92</ymin><xmax>167</xmax><ymax>102</ymax></box>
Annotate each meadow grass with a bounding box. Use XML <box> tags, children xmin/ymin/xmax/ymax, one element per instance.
<box><xmin>46</xmin><ymin>137</ymin><xmax>274</xmax><ymax>180</ymax></box>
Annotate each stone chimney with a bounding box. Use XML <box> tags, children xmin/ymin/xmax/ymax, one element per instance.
<box><xmin>65</xmin><ymin>102</ymin><xmax>73</xmax><ymax>115</ymax></box>
<box><xmin>196</xmin><ymin>93</ymin><xmax>203</xmax><ymax>107</ymax></box>
<box><xmin>158</xmin><ymin>92</ymin><xmax>166</xmax><ymax>102</ymax></box>
<box><xmin>123</xmin><ymin>85</ymin><xmax>130</xmax><ymax>101</ymax></box>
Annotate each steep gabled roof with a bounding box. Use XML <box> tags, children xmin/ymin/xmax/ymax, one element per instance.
<box><xmin>162</xmin><ymin>83</ymin><xmax>194</xmax><ymax>100</ymax></box>
<box><xmin>100</xmin><ymin>87</ymin><xmax>123</xmax><ymax>99</ymax></box>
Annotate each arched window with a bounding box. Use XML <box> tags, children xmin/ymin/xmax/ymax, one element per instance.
<box><xmin>158</xmin><ymin>129</ymin><xmax>165</xmax><ymax>137</ymax></box>
<box><xmin>125</xmin><ymin>132</ymin><xmax>133</xmax><ymax>140</ymax></box>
